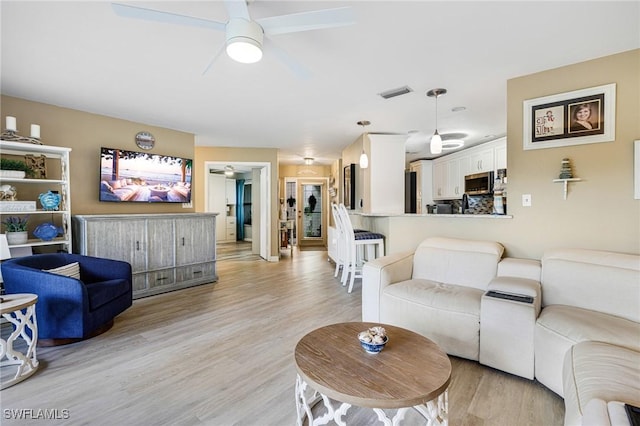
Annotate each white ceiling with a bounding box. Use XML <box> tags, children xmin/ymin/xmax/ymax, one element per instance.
<box><xmin>2</xmin><ymin>1</ymin><xmax>638</xmax><ymax>165</ymax></box>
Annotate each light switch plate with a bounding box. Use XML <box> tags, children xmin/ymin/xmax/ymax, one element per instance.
<box><xmin>522</xmin><ymin>194</ymin><xmax>532</xmax><ymax>207</ymax></box>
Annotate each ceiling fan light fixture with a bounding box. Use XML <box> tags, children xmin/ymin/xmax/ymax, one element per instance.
<box><xmin>226</xmin><ymin>18</ymin><xmax>263</xmax><ymax>64</ymax></box>
<box><xmin>224</xmin><ymin>165</ymin><xmax>235</xmax><ymax>176</ymax></box>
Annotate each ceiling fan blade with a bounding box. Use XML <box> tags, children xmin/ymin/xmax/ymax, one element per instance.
<box><xmin>257</xmin><ymin>7</ymin><xmax>355</xmax><ymax>36</ymax></box>
<box><xmin>202</xmin><ymin>44</ymin><xmax>227</xmax><ymax>75</ymax></box>
<box><xmin>264</xmin><ymin>37</ymin><xmax>311</xmax><ymax>80</ymax></box>
<box><xmin>224</xmin><ymin>0</ymin><xmax>250</xmax><ymax>21</ymax></box>
<box><xmin>112</xmin><ymin>3</ymin><xmax>226</xmax><ymax>31</ymax></box>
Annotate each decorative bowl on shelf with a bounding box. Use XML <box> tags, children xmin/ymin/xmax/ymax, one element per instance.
<box><xmin>38</xmin><ymin>191</ymin><xmax>61</xmax><ymax>211</ymax></box>
<box><xmin>33</xmin><ymin>222</ymin><xmax>64</xmax><ymax>241</ymax></box>
<box><xmin>358</xmin><ymin>326</ymin><xmax>388</xmax><ymax>354</ymax></box>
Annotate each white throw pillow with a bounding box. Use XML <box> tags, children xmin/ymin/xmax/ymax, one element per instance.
<box><xmin>44</xmin><ymin>262</ymin><xmax>80</xmax><ymax>279</ymax></box>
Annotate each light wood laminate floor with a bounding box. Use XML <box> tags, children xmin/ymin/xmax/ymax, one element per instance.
<box><xmin>1</xmin><ymin>246</ymin><xmax>564</xmax><ymax>425</ymax></box>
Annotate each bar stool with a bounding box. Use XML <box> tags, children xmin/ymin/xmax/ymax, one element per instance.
<box><xmin>331</xmin><ymin>203</ymin><xmax>347</xmax><ymax>279</ymax></box>
<box><xmin>337</xmin><ymin>204</ymin><xmax>385</xmax><ymax>293</ymax></box>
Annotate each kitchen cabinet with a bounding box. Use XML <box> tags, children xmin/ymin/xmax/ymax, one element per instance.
<box><xmin>208</xmin><ymin>174</ymin><xmax>237</xmax><ymax>243</ymax></box>
<box><xmin>225</xmin><ymin>216</ymin><xmax>236</xmax><ymax>241</ymax></box>
<box><xmin>73</xmin><ymin>213</ymin><xmax>217</xmax><ymax>299</ymax></box>
<box><xmin>494</xmin><ymin>140</ymin><xmax>507</xmax><ymax>171</ymax></box>
<box><xmin>409</xmin><ymin>160</ymin><xmax>433</xmax><ymax>213</ymax></box>
<box><xmin>433</xmin><ymin>137</ymin><xmax>507</xmax><ymax>200</ymax></box>
<box><xmin>0</xmin><ymin>140</ymin><xmax>72</xmax><ymax>254</ymax></box>
<box><xmin>433</xmin><ymin>156</ymin><xmax>462</xmax><ymax>200</ymax></box>
<box><xmin>466</xmin><ymin>147</ymin><xmax>494</xmax><ymax>174</ymax></box>
<box><xmin>225</xmin><ymin>179</ymin><xmax>237</xmax><ymax>205</ymax></box>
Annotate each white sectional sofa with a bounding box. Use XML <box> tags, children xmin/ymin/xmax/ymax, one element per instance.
<box><xmin>362</xmin><ymin>238</ymin><xmax>640</xmax><ymax>426</ymax></box>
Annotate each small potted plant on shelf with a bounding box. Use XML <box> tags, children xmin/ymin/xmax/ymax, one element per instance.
<box><xmin>0</xmin><ymin>158</ymin><xmax>34</xmax><ymax>179</ymax></box>
<box><xmin>2</xmin><ymin>215</ymin><xmax>29</xmax><ymax>245</ymax></box>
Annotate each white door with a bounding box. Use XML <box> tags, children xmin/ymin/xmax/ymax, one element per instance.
<box><xmin>297</xmin><ymin>180</ymin><xmax>326</xmax><ymax>247</ymax></box>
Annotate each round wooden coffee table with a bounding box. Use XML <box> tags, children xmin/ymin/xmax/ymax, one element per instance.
<box><xmin>294</xmin><ymin>322</ymin><xmax>451</xmax><ymax>425</ymax></box>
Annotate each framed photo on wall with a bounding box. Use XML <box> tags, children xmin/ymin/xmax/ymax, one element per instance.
<box><xmin>343</xmin><ymin>163</ymin><xmax>355</xmax><ymax>209</ymax></box>
<box><xmin>523</xmin><ymin>83</ymin><xmax>616</xmax><ymax>150</ymax></box>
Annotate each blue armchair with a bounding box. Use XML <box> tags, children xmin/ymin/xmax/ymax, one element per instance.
<box><xmin>1</xmin><ymin>253</ymin><xmax>132</xmax><ymax>346</ymax></box>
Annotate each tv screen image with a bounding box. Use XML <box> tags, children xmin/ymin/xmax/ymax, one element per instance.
<box><xmin>100</xmin><ymin>147</ymin><xmax>192</xmax><ymax>203</ymax></box>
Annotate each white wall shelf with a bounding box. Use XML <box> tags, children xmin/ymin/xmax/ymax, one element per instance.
<box><xmin>0</xmin><ymin>140</ymin><xmax>72</xmax><ymax>253</ymax></box>
<box><xmin>553</xmin><ymin>178</ymin><xmax>582</xmax><ymax>200</ymax></box>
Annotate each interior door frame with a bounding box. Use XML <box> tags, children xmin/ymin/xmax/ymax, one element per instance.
<box><xmin>204</xmin><ymin>161</ymin><xmax>271</xmax><ymax>261</ymax></box>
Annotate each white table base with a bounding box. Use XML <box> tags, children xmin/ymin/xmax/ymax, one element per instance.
<box><xmin>295</xmin><ymin>374</ymin><xmax>448</xmax><ymax>426</ymax></box>
<box><xmin>1</xmin><ymin>303</ymin><xmax>39</xmax><ymax>390</ymax></box>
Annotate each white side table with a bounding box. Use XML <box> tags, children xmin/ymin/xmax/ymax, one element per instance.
<box><xmin>1</xmin><ymin>293</ymin><xmax>39</xmax><ymax>389</ymax></box>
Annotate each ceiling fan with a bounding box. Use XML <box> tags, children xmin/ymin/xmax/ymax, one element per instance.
<box><xmin>112</xmin><ymin>0</ymin><xmax>356</xmax><ymax>78</ymax></box>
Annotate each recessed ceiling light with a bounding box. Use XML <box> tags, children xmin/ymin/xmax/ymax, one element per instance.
<box><xmin>451</xmin><ymin>106</ymin><xmax>466</xmax><ymax>112</ymax></box>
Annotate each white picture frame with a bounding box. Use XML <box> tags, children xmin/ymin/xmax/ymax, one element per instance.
<box><xmin>523</xmin><ymin>83</ymin><xmax>616</xmax><ymax>150</ymax></box>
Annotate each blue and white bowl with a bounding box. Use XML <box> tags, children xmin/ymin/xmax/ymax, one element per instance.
<box><xmin>359</xmin><ymin>335</ymin><xmax>388</xmax><ymax>354</ymax></box>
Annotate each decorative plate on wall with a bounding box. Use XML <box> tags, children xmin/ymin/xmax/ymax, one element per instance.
<box><xmin>135</xmin><ymin>131</ymin><xmax>155</xmax><ymax>150</ymax></box>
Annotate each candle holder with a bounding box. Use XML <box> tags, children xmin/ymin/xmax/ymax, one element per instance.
<box><xmin>1</xmin><ymin>129</ymin><xmax>43</xmax><ymax>145</ymax></box>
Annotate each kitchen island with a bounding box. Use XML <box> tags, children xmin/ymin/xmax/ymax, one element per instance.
<box><xmin>346</xmin><ymin>212</ymin><xmax>513</xmax><ymax>256</ymax></box>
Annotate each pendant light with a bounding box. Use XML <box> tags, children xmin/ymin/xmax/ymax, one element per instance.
<box><xmin>426</xmin><ymin>88</ymin><xmax>447</xmax><ymax>155</ymax></box>
<box><xmin>357</xmin><ymin>120</ymin><xmax>370</xmax><ymax>169</ymax></box>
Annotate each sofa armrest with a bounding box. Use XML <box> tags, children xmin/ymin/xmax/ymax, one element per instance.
<box><xmin>487</xmin><ymin>276</ymin><xmax>542</xmax><ymax>315</ymax></box>
<box><xmin>362</xmin><ymin>250</ymin><xmax>414</xmax><ymax>322</ymax></box>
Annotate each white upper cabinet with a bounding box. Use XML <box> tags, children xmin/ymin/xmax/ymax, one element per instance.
<box><xmin>225</xmin><ymin>179</ymin><xmax>237</xmax><ymax>205</ymax></box>
<box><xmin>432</xmin><ymin>137</ymin><xmax>506</xmax><ymax>200</ymax></box>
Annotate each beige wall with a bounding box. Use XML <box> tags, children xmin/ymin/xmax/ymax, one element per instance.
<box><xmin>1</xmin><ymin>95</ymin><xmax>195</xmax><ymax>215</ymax></box>
<box><xmin>194</xmin><ymin>146</ymin><xmax>279</xmax><ymax>257</ymax></box>
<box><xmin>506</xmin><ymin>49</ymin><xmax>639</xmax><ymax>257</ymax></box>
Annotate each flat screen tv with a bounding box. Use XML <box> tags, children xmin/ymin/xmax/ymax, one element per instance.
<box><xmin>100</xmin><ymin>147</ymin><xmax>192</xmax><ymax>203</ymax></box>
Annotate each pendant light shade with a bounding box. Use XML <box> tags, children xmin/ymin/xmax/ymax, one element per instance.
<box><xmin>427</xmin><ymin>88</ymin><xmax>447</xmax><ymax>155</ymax></box>
<box><xmin>359</xmin><ymin>151</ymin><xmax>369</xmax><ymax>169</ymax></box>
<box><xmin>430</xmin><ymin>130</ymin><xmax>442</xmax><ymax>155</ymax></box>
<box><xmin>357</xmin><ymin>120</ymin><xmax>370</xmax><ymax>169</ymax></box>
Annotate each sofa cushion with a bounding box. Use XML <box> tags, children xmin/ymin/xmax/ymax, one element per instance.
<box><xmin>381</xmin><ymin>279</ymin><xmax>484</xmax><ymax>360</ymax></box>
<box><xmin>537</xmin><ymin>305</ymin><xmax>640</xmax><ymax>351</ymax></box>
<box><xmin>541</xmin><ymin>248</ymin><xmax>640</xmax><ymax>322</ymax></box>
<box><xmin>44</xmin><ymin>262</ymin><xmax>80</xmax><ymax>279</ymax></box>
<box><xmin>85</xmin><ymin>279</ymin><xmax>130</xmax><ymax>311</ymax></box>
<box><xmin>384</xmin><ymin>279</ymin><xmax>482</xmax><ymax>315</ymax></box>
<box><xmin>535</xmin><ymin>305</ymin><xmax>640</xmax><ymax>397</ymax></box>
<box><xmin>563</xmin><ymin>341</ymin><xmax>640</xmax><ymax>426</ymax></box>
<box><xmin>412</xmin><ymin>237</ymin><xmax>503</xmax><ymax>291</ymax></box>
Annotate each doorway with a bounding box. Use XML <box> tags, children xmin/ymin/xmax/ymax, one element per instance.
<box><xmin>297</xmin><ymin>179</ymin><xmax>328</xmax><ymax>248</ymax></box>
<box><xmin>205</xmin><ymin>161</ymin><xmax>271</xmax><ymax>261</ymax></box>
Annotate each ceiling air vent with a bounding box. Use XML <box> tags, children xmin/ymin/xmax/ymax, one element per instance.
<box><xmin>378</xmin><ymin>85</ymin><xmax>413</xmax><ymax>100</ymax></box>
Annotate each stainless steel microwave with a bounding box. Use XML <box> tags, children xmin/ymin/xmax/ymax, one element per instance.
<box><xmin>464</xmin><ymin>171</ymin><xmax>494</xmax><ymax>195</ymax></box>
